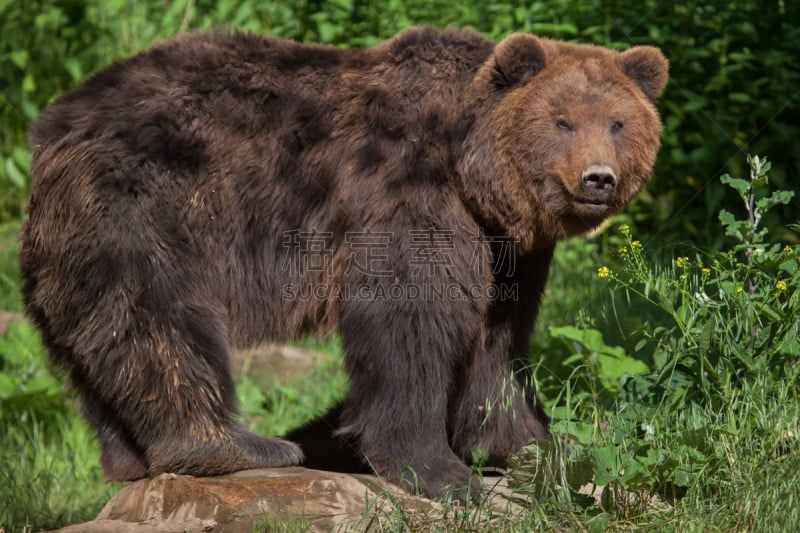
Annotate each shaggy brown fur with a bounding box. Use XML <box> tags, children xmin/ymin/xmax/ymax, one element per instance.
<box><xmin>20</xmin><ymin>26</ymin><xmax>668</xmax><ymax>500</ymax></box>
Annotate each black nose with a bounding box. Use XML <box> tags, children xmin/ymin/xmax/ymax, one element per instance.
<box><xmin>581</xmin><ymin>165</ymin><xmax>617</xmax><ymax>193</ymax></box>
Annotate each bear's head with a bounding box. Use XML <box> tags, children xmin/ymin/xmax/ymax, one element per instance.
<box><xmin>458</xmin><ymin>33</ymin><xmax>669</xmax><ymax>250</ymax></box>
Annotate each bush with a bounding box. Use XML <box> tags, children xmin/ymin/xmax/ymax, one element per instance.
<box><xmin>2</xmin><ymin>1</ymin><xmax>799</xmax><ymax>247</ymax></box>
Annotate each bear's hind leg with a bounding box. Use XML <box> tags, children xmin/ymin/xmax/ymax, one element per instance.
<box><xmin>20</xmin><ymin>156</ymin><xmax>301</xmax><ymax>480</ymax></box>
<box><xmin>74</xmin><ymin>301</ymin><xmax>302</xmax><ymax>479</ymax></box>
<box><xmin>99</xmin><ymin>424</ymin><xmax>149</xmax><ymax>481</ymax></box>
<box><xmin>123</xmin><ymin>306</ymin><xmax>303</xmax><ymax>477</ymax></box>
<box><xmin>78</xmin><ymin>385</ymin><xmax>149</xmax><ymax>481</ymax></box>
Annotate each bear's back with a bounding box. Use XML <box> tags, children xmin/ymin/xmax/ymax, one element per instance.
<box><xmin>29</xmin><ymin>28</ymin><xmax>492</xmax><ymax>155</ymax></box>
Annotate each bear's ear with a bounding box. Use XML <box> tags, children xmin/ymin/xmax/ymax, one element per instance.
<box><xmin>618</xmin><ymin>46</ymin><xmax>669</xmax><ymax>101</ymax></box>
<box><xmin>483</xmin><ymin>33</ymin><xmax>547</xmax><ymax>90</ymax></box>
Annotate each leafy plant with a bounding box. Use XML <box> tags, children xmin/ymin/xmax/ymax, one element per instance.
<box><xmin>0</xmin><ymin>320</ymin><xmax>69</xmax><ymax>426</ymax></box>
<box><xmin>550</xmin><ymin>325</ymin><xmax>648</xmax><ymax>398</ymax></box>
<box><xmin>719</xmin><ymin>155</ymin><xmax>795</xmax><ymax>264</ymax></box>
<box><xmin>511</xmin><ymin>155</ymin><xmax>800</xmax><ymax>527</ymax></box>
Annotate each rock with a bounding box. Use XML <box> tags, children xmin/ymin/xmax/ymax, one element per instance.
<box><xmin>230</xmin><ymin>343</ymin><xmax>326</xmax><ymax>384</ymax></box>
<box><xmin>0</xmin><ymin>311</ymin><xmax>24</xmax><ymax>336</ymax></box>
<box><xmin>49</xmin><ymin>468</ymin><xmax>527</xmax><ymax>532</ymax></box>
<box><xmin>49</xmin><ymin>468</ymin><xmax>424</xmax><ymax>532</ymax></box>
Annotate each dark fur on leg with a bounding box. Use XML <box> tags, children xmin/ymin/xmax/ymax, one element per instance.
<box><xmin>336</xmin><ymin>257</ymin><xmax>487</xmax><ymax>500</ymax></box>
<box><xmin>285</xmin><ymin>402</ymin><xmax>369</xmax><ymax>474</ymax></box>
<box><xmin>449</xmin><ymin>247</ymin><xmax>554</xmax><ymax>463</ymax></box>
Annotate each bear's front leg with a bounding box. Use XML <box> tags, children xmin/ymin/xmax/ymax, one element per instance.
<box><xmin>448</xmin><ymin>246</ymin><xmax>554</xmax><ymax>464</ymax></box>
<box><xmin>337</xmin><ymin>281</ymin><xmax>485</xmax><ymax>501</ymax></box>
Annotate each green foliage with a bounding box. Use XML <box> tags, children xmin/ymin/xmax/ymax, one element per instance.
<box><xmin>634</xmin><ymin>2</ymin><xmax>800</xmax><ymax>247</ymax></box>
<box><xmin>0</xmin><ymin>412</ymin><xmax>120</xmax><ymax>532</ymax></box>
<box><xmin>1</xmin><ymin>1</ymin><xmax>799</xmax><ymax>247</ymax></box>
<box><xmin>0</xmin><ymin>221</ymin><xmax>22</xmax><ymax>311</ymax></box>
<box><xmin>1</xmin><ymin>0</ymin><xmax>106</xmax><ymax>221</ymax></box>
<box><xmin>0</xmin><ymin>317</ymin><xmax>120</xmax><ymax>531</ymax></box>
<box><xmin>550</xmin><ymin>325</ymin><xmax>648</xmax><ymax>398</ymax></box>
<box><xmin>0</xmin><ymin>321</ymin><xmax>68</xmax><ymax>425</ymax></box>
<box><xmin>512</xmin><ymin>155</ymin><xmax>800</xmax><ymax>528</ymax></box>
<box><xmin>237</xmin><ymin>337</ymin><xmax>349</xmax><ymax>438</ymax></box>
<box><xmin>719</xmin><ymin>155</ymin><xmax>795</xmax><ymax>255</ymax></box>
<box><xmin>604</xmin><ymin>155</ymin><xmax>799</xmax><ymax>406</ymax></box>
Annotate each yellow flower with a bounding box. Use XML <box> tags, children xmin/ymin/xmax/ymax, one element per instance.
<box><xmin>702</xmin><ymin>268</ymin><xmax>711</xmax><ymax>276</ymax></box>
<box><xmin>776</xmin><ymin>280</ymin><xmax>788</xmax><ymax>292</ymax></box>
<box><xmin>619</xmin><ymin>224</ymin><xmax>630</xmax><ymax>236</ymax></box>
<box><xmin>617</xmin><ymin>246</ymin><xmax>628</xmax><ymax>257</ymax></box>
<box><xmin>597</xmin><ymin>266</ymin><xmax>611</xmax><ymax>278</ymax></box>
<box><xmin>675</xmin><ymin>256</ymin><xmax>690</xmax><ymax>269</ymax></box>
<box><xmin>631</xmin><ymin>240</ymin><xmax>642</xmax><ymax>251</ymax></box>
<box><xmin>736</xmin><ymin>286</ymin><xmax>744</xmax><ymax>294</ymax></box>
<box><xmin>680</xmin><ymin>273</ymin><xmax>687</xmax><ymax>281</ymax></box>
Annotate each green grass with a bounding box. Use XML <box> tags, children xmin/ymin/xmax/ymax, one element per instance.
<box><xmin>0</xmin><ymin>412</ymin><xmax>123</xmax><ymax>531</ymax></box>
<box><xmin>238</xmin><ymin>336</ymin><xmax>348</xmax><ymax>438</ymax></box>
<box><xmin>0</xmin><ymin>221</ymin><xmax>22</xmax><ymax>312</ymax></box>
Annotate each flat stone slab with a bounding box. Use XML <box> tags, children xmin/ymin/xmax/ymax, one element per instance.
<box><xmin>230</xmin><ymin>343</ymin><xmax>326</xmax><ymax>384</ymax></box>
<box><xmin>49</xmin><ymin>467</ymin><xmax>533</xmax><ymax>532</ymax></box>
<box><xmin>50</xmin><ymin>468</ymin><xmax>445</xmax><ymax>532</ymax></box>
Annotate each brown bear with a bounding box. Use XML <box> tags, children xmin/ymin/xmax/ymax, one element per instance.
<box><xmin>20</xmin><ymin>26</ymin><xmax>668</xmax><ymax>500</ymax></box>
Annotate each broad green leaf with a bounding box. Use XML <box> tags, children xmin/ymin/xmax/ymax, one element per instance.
<box><xmin>10</xmin><ymin>49</ymin><xmax>29</xmax><ymax>69</ymax></box>
<box><xmin>549</xmin><ymin>326</ymin><xmax>605</xmax><ymax>353</ymax></box>
<box><xmin>21</xmin><ymin>73</ymin><xmax>36</xmax><ymax>93</ymax></box>
<box><xmin>24</xmin><ymin>374</ymin><xmax>61</xmax><ymax>395</ymax></box>
<box><xmin>728</xmin><ymin>92</ymin><xmax>752</xmax><ymax>103</ymax></box>
<box><xmin>718</xmin><ymin>210</ymin><xmax>745</xmax><ymax>240</ymax></box>
<box><xmin>755</xmin><ymin>302</ymin><xmax>782</xmax><ymax>322</ymax></box>
<box><xmin>592</xmin><ymin>446</ymin><xmax>620</xmax><ymax>485</ymax></box>
<box><xmin>316</xmin><ymin>21</ymin><xmax>341</xmax><ymax>43</ymax></box>
<box><xmin>780</xmin><ymin>259</ymin><xmax>798</xmax><ymax>275</ymax></box>
<box><xmin>756</xmin><ymin>190</ymin><xmax>795</xmax><ymax>212</ymax></box>
<box><xmin>720</xmin><ymin>174</ymin><xmax>750</xmax><ymax>198</ymax></box>
<box><xmin>697</xmin><ymin>314</ymin><xmax>716</xmax><ymax>355</ymax></box>
<box><xmin>565</xmin><ymin>453</ymin><xmax>595</xmax><ymax>490</ymax></box>
<box><xmin>620</xmin><ymin>458</ymin><xmax>649</xmax><ymax>484</ymax></box>
<box><xmin>563</xmin><ymin>421</ymin><xmax>596</xmax><ymax>446</ymax></box>
<box><xmin>597</xmin><ymin>353</ymin><xmax>649</xmax><ymax>384</ymax></box>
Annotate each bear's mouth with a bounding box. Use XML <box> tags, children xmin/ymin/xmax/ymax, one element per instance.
<box><xmin>555</xmin><ymin>182</ymin><xmax>614</xmax><ymax>218</ymax></box>
<box><xmin>575</xmin><ymin>197</ymin><xmax>608</xmax><ymax>207</ymax></box>
<box><xmin>571</xmin><ymin>195</ymin><xmax>611</xmax><ymax>212</ymax></box>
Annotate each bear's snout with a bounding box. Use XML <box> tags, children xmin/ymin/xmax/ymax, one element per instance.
<box><xmin>579</xmin><ymin>164</ymin><xmax>616</xmax><ymax>202</ymax></box>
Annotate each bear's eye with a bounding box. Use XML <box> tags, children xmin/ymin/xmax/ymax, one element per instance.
<box><xmin>555</xmin><ymin>118</ymin><xmax>573</xmax><ymax>131</ymax></box>
<box><xmin>610</xmin><ymin>120</ymin><xmax>624</xmax><ymax>133</ymax></box>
